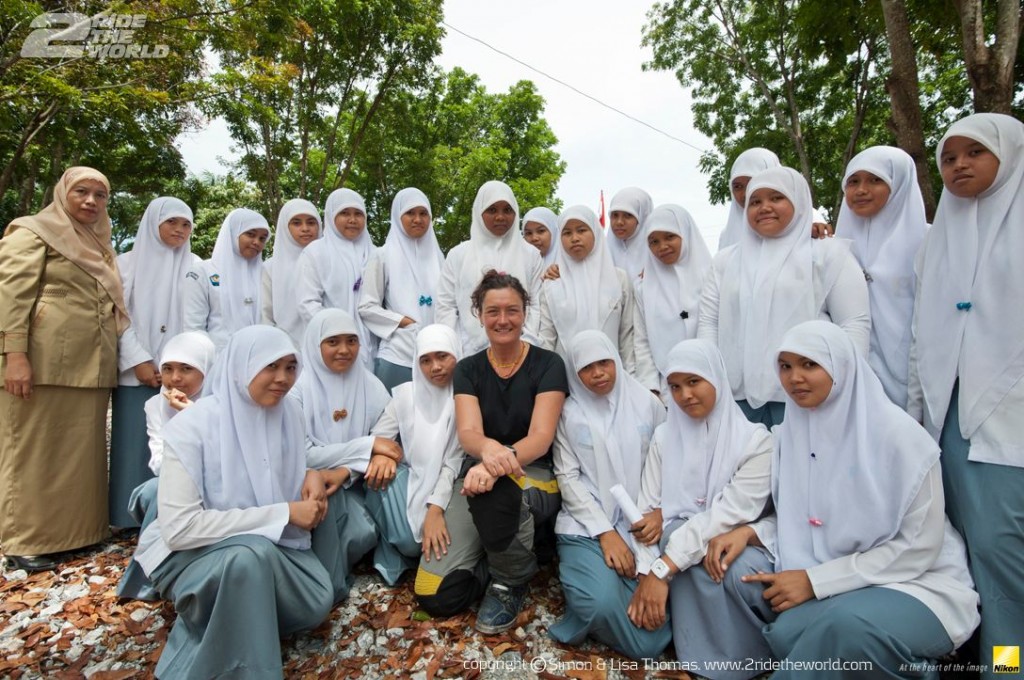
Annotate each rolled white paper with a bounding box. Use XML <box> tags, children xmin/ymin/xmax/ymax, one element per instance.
<box><xmin>610</xmin><ymin>484</ymin><xmax>661</xmax><ymax>573</ymax></box>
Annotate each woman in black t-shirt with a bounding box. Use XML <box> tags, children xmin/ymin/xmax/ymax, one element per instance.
<box><xmin>413</xmin><ymin>270</ymin><xmax>568</xmax><ymax>633</ymax></box>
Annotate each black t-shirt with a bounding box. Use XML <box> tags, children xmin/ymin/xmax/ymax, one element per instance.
<box><xmin>454</xmin><ymin>344</ymin><xmax>569</xmax><ymax>467</ymax></box>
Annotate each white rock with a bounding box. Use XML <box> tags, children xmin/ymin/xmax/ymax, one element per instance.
<box><xmin>130</xmin><ymin>609</ymin><xmax>150</xmax><ymax>623</ymax></box>
<box><xmin>87</xmin><ymin>575</ymin><xmax>107</xmax><ymax>585</ymax></box>
<box><xmin>356</xmin><ymin>629</ymin><xmax>374</xmax><ymax>650</ymax></box>
<box><xmin>82</xmin><ymin>628</ymin><xmax>105</xmax><ymax>646</ymax></box>
<box><xmin>60</xmin><ymin>583</ymin><xmax>90</xmax><ymax>601</ymax></box>
<box><xmin>39</xmin><ymin>603</ymin><xmax>64</xmax><ymax>618</ymax></box>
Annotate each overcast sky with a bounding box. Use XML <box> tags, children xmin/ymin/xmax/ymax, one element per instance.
<box><xmin>176</xmin><ymin>0</ymin><xmax>730</xmax><ymax>248</ymax></box>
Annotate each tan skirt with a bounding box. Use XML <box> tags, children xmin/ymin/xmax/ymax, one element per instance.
<box><xmin>0</xmin><ymin>385</ymin><xmax>110</xmax><ymax>555</ymax></box>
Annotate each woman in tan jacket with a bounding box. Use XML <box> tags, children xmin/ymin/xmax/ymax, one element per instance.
<box><xmin>0</xmin><ymin>166</ymin><xmax>129</xmax><ymax>572</ymax></box>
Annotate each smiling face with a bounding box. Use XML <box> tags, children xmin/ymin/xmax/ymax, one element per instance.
<box><xmin>747</xmin><ymin>188</ymin><xmax>796</xmax><ymax>238</ymax></box>
<box><xmin>400</xmin><ymin>206</ymin><xmax>431</xmax><ymax>239</ymax></box>
<box><xmin>480</xmin><ymin>287</ymin><xmax>525</xmax><ymax>345</ymax></box>
<box><xmin>287</xmin><ymin>214</ymin><xmax>320</xmax><ymax>247</ymax></box>
<box><xmin>577</xmin><ymin>358</ymin><xmax>617</xmax><ymax>397</ymax></box>
<box><xmin>777</xmin><ymin>351</ymin><xmax>833</xmax><ymax>409</ymax></box>
<box><xmin>609</xmin><ymin>210</ymin><xmax>638</xmax><ymax>241</ymax></box>
<box><xmin>160</xmin><ymin>361</ymin><xmax>204</xmax><ymax>399</ymax></box>
<box><xmin>418</xmin><ymin>350</ymin><xmax>457</xmax><ymax>387</ymax></box>
<box><xmin>939</xmin><ymin>135</ymin><xmax>1000</xmax><ymax>198</ymax></box>
<box><xmin>560</xmin><ymin>218</ymin><xmax>596</xmax><ymax>262</ymax></box>
<box><xmin>481</xmin><ymin>201</ymin><xmax>516</xmax><ymax>237</ymax></box>
<box><xmin>247</xmin><ymin>354</ymin><xmax>299</xmax><ymax>406</ymax></box>
<box><xmin>647</xmin><ymin>230</ymin><xmax>682</xmax><ymax>265</ymax></box>
<box><xmin>522</xmin><ymin>220</ymin><xmax>552</xmax><ymax>256</ymax></box>
<box><xmin>158</xmin><ymin>217</ymin><xmax>193</xmax><ymax>248</ymax></box>
<box><xmin>66</xmin><ymin>179</ymin><xmax>109</xmax><ymax>226</ymax></box>
<box><xmin>667</xmin><ymin>371</ymin><xmax>716</xmax><ymax>420</ymax></box>
<box><xmin>844</xmin><ymin>171</ymin><xmax>891</xmax><ymax>219</ymax></box>
<box><xmin>320</xmin><ymin>334</ymin><xmax>360</xmax><ymax>374</ymax></box>
<box><xmin>237</xmin><ymin>228</ymin><xmax>269</xmax><ymax>259</ymax></box>
<box><xmin>334</xmin><ymin>207</ymin><xmax>366</xmax><ymax>241</ymax></box>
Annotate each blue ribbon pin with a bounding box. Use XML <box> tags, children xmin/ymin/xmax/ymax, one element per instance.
<box><xmin>955</xmin><ymin>302</ymin><xmax>972</xmax><ymax>311</ymax></box>
<box><xmin>419</xmin><ymin>295</ymin><xmax>433</xmax><ymax>307</ymax></box>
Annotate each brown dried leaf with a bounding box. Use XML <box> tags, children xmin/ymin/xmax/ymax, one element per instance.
<box><xmin>491</xmin><ymin>641</ymin><xmax>515</xmax><ymax>656</ymax></box>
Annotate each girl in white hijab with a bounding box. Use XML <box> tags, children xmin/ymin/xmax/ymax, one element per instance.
<box><xmin>111</xmin><ymin>197</ymin><xmax>201</xmax><ymax>528</ymax></box>
<box><xmin>538</xmin><ymin>205</ymin><xmax>636</xmax><ymax>370</ymax></box>
<box><xmin>837</xmin><ymin>147</ymin><xmax>927</xmax><ymax>408</ymax></box>
<box><xmin>183</xmin><ymin>208</ymin><xmax>270</xmax><ymax>351</ymax></box>
<box><xmin>606</xmin><ymin>187</ymin><xmax>653</xmax><ymax>280</ymax></box>
<box><xmin>263</xmin><ymin>198</ymin><xmax>322</xmax><ymax>346</ymax></box>
<box><xmin>634</xmin><ymin>204</ymin><xmax>713</xmax><ymax>394</ymax></box>
<box><xmin>698</xmin><ymin>166</ymin><xmax>870</xmax><ymax>428</ymax></box>
<box><xmin>723</xmin><ymin>321</ymin><xmax>978</xmax><ymax>678</ymax></box>
<box><xmin>522</xmin><ymin>206</ymin><xmax>560</xmax><ymax>267</ymax></box>
<box><xmin>628</xmin><ymin>339</ymin><xmax>772</xmax><ymax>678</ymax></box>
<box><xmin>718</xmin><ymin>148</ymin><xmax>781</xmax><ymax>250</ymax></box>
<box><xmin>290</xmin><ymin>308</ymin><xmax>397</xmax><ymax>596</ymax></box>
<box><xmin>550</xmin><ymin>330</ymin><xmax>669</xmax><ymax>660</ymax></box>
<box><xmin>909</xmin><ymin>113</ymin><xmax>1024</xmax><ymax>675</ymax></box>
<box><xmin>118</xmin><ymin>330</ymin><xmax>216</xmax><ymax>601</ymax></box>
<box><xmin>364</xmin><ymin>324</ymin><xmax>464</xmax><ymax>584</ymax></box>
<box><xmin>358</xmin><ymin>188</ymin><xmax>445</xmax><ymax>391</ymax></box>
<box><xmin>296</xmin><ymin>188</ymin><xmax>377</xmax><ymax>366</ymax></box>
<box><xmin>436</xmin><ymin>180</ymin><xmax>545</xmax><ymax>354</ymax></box>
<box><xmin>131</xmin><ymin>325</ymin><xmax>334</xmax><ymax>680</ymax></box>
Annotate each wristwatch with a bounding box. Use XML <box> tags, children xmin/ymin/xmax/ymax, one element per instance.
<box><xmin>650</xmin><ymin>557</ymin><xmax>674</xmax><ymax>582</ymax></box>
<box><xmin>505</xmin><ymin>445</ymin><xmax>518</xmax><ymax>457</ymax></box>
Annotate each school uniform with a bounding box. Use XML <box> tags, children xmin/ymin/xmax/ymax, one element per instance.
<box><xmin>718</xmin><ymin>148</ymin><xmax>781</xmax><ymax>251</ymax></box>
<box><xmin>908</xmin><ymin>114</ymin><xmax>1024</xmax><ymax>679</ymax></box>
<box><xmin>550</xmin><ymin>331</ymin><xmax>670</xmax><ymax>660</ymax></box>
<box><xmin>261</xmin><ymin>199</ymin><xmax>322</xmax><ymax>347</ymax></box>
<box><xmin>131</xmin><ymin>326</ymin><xmax>334</xmax><ymax>680</ymax></box>
<box><xmin>521</xmin><ymin>206</ymin><xmax>560</xmax><ymax>267</ymax></box>
<box><xmin>698</xmin><ymin>167</ymin><xmax>870</xmax><ymax>428</ymax></box>
<box><xmin>606</xmin><ymin>187</ymin><xmax>653</xmax><ymax>280</ymax></box>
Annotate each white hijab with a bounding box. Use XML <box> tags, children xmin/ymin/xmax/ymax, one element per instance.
<box><xmin>916</xmin><ymin>113</ymin><xmax>1024</xmax><ymax>439</ymax></box>
<box><xmin>305</xmin><ymin>188</ymin><xmax>374</xmax><ymax>312</ymax></box>
<box><xmin>719</xmin><ymin>167</ymin><xmax>845</xmax><ymax>407</ymax></box>
<box><xmin>660</xmin><ymin>339</ymin><xmax>768</xmax><ymax>522</ymax></box>
<box><xmin>607</xmin><ymin>187</ymin><xmax>653</xmax><ymax>279</ymax></box>
<box><xmin>382</xmin><ymin>188</ymin><xmax>443</xmax><ymax>322</ymax></box>
<box><xmin>837</xmin><ymin>147</ymin><xmax>927</xmax><ymax>407</ymax></box>
<box><xmin>210</xmin><ymin>208</ymin><xmax>270</xmax><ymax>333</ymax></box>
<box><xmin>162</xmin><ymin>325</ymin><xmax>310</xmax><ymax>549</ymax></box>
<box><xmin>557</xmin><ymin>330</ymin><xmax>664</xmax><ymax>542</ymax></box>
<box><xmin>295</xmin><ymin>308</ymin><xmax>390</xmax><ymax>446</ymax></box>
<box><xmin>522</xmin><ymin>206</ymin><xmax>560</xmax><ymax>266</ymax></box>
<box><xmin>123</xmin><ymin>197</ymin><xmax>195</xmax><ymax>359</ymax></box>
<box><xmin>393</xmin><ymin>324</ymin><xmax>461</xmax><ymax>540</ymax></box>
<box><xmin>639</xmin><ymin>204</ymin><xmax>713</xmax><ymax>374</ymax></box>
<box><xmin>456</xmin><ymin>181</ymin><xmax>537</xmax><ymax>341</ymax></box>
<box><xmin>155</xmin><ymin>330</ymin><xmax>217</xmax><ymax>421</ymax></box>
<box><xmin>718</xmin><ymin>148</ymin><xmax>781</xmax><ymax>250</ymax></box>
<box><xmin>548</xmin><ymin>205</ymin><xmax>622</xmax><ymax>347</ymax></box>
<box><xmin>773</xmin><ymin>320</ymin><xmax>938</xmax><ymax>571</ymax></box>
<box><xmin>270</xmin><ymin>199</ymin><xmax>322</xmax><ymax>344</ymax></box>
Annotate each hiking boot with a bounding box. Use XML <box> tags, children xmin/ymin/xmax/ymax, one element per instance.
<box><xmin>475</xmin><ymin>581</ymin><xmax>528</xmax><ymax>634</ymax></box>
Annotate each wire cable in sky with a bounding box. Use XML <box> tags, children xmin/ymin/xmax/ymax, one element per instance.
<box><xmin>442</xmin><ymin>21</ymin><xmax>707</xmax><ymax>155</ymax></box>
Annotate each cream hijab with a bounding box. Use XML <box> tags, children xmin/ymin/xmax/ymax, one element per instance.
<box><xmin>161</xmin><ymin>325</ymin><xmax>310</xmax><ymax>549</ymax></box>
<box><xmin>393</xmin><ymin>324</ymin><xmax>461</xmax><ymax>540</ymax></box>
<box><xmin>270</xmin><ymin>199</ymin><xmax>322</xmax><ymax>344</ymax></box>
<box><xmin>382</xmin><ymin>188</ymin><xmax>443</xmax><ymax>322</ymax></box>
<box><xmin>607</xmin><ymin>187</ymin><xmax>653</xmax><ymax>279</ymax></box>
<box><xmin>660</xmin><ymin>339</ymin><xmax>768</xmax><ymax>523</ymax></box>
<box><xmin>837</xmin><ymin>147</ymin><xmax>927</xmax><ymax>407</ymax></box>
<box><xmin>6</xmin><ymin>166</ymin><xmax>130</xmax><ymax>333</ymax></box>
<box><xmin>916</xmin><ymin>113</ymin><xmax>1024</xmax><ymax>439</ymax></box>
<box><xmin>522</xmin><ymin>206</ymin><xmax>560</xmax><ymax>266</ymax></box>
<box><xmin>773</xmin><ymin>321</ymin><xmax>938</xmax><ymax>571</ymax></box>
<box><xmin>122</xmin><ymin>197</ymin><xmax>195</xmax><ymax>359</ymax></box>
<box><xmin>295</xmin><ymin>309</ymin><xmax>390</xmax><ymax>446</ymax></box>
<box><xmin>210</xmin><ymin>208</ymin><xmax>270</xmax><ymax>332</ymax></box>
<box><xmin>548</xmin><ymin>205</ymin><xmax>622</xmax><ymax>348</ymax></box>
<box><xmin>639</xmin><ymin>204</ymin><xmax>713</xmax><ymax>374</ymax></box>
<box><xmin>718</xmin><ymin>148</ymin><xmax>781</xmax><ymax>250</ymax></box>
<box><xmin>556</xmin><ymin>330</ymin><xmax>664</xmax><ymax>541</ymax></box>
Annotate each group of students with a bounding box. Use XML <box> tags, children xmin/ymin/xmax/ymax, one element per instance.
<box><xmin>0</xmin><ymin>111</ymin><xmax>1019</xmax><ymax>679</ymax></box>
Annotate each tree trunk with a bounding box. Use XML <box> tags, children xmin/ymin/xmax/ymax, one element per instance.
<box><xmin>879</xmin><ymin>0</ymin><xmax>937</xmax><ymax>219</ymax></box>
<box><xmin>953</xmin><ymin>0</ymin><xmax>1022</xmax><ymax>113</ymax></box>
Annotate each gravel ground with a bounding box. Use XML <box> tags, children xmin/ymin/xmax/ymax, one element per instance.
<box><xmin>1</xmin><ymin>533</ymin><xmax>694</xmax><ymax>679</ymax></box>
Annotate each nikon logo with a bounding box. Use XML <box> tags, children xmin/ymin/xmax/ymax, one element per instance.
<box><xmin>994</xmin><ymin>646</ymin><xmax>1020</xmax><ymax>674</ymax></box>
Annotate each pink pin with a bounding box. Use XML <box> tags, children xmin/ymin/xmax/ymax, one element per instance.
<box><xmin>808</xmin><ymin>517</ymin><xmax>824</xmax><ymax>527</ymax></box>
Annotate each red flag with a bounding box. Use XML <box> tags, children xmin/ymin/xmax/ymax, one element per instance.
<box><xmin>599</xmin><ymin>190</ymin><xmax>606</xmax><ymax>228</ymax></box>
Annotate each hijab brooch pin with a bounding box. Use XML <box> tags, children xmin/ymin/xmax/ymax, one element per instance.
<box><xmin>419</xmin><ymin>295</ymin><xmax>433</xmax><ymax>307</ymax></box>
<box><xmin>332</xmin><ymin>409</ymin><xmax>348</xmax><ymax>421</ymax></box>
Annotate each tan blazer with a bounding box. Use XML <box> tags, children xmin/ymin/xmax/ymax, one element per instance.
<box><xmin>0</xmin><ymin>228</ymin><xmax>118</xmax><ymax>388</ymax></box>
